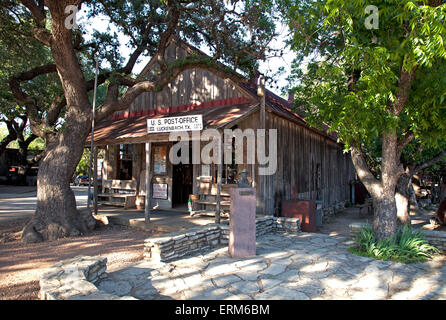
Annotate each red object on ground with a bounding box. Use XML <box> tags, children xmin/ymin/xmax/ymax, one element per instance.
<box><xmin>437</xmin><ymin>200</ymin><xmax>446</xmax><ymax>225</ymax></box>
<box><xmin>281</xmin><ymin>200</ymin><xmax>316</xmax><ymax>232</ymax></box>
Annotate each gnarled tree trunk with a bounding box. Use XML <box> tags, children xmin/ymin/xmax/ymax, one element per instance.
<box><xmin>21</xmin><ymin>3</ymin><xmax>96</xmax><ymax>243</ymax></box>
<box><xmin>22</xmin><ymin>108</ymin><xmax>96</xmax><ymax>243</ymax></box>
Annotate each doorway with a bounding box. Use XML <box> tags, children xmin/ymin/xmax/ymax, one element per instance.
<box><xmin>172</xmin><ymin>163</ymin><xmax>193</xmax><ymax>207</ymax></box>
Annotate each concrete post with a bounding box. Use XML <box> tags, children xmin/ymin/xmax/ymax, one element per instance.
<box><xmin>229</xmin><ymin>187</ymin><xmax>256</xmax><ymax>258</ymax></box>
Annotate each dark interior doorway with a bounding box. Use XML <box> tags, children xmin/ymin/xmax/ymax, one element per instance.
<box><xmin>172</xmin><ymin>163</ymin><xmax>193</xmax><ymax>206</ymax></box>
<box><xmin>172</xmin><ymin>145</ymin><xmax>193</xmax><ymax>206</ymax></box>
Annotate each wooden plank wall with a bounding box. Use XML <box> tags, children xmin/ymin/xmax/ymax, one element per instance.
<box><xmin>259</xmin><ymin>112</ymin><xmax>355</xmax><ymax>215</ymax></box>
<box><xmin>115</xmin><ymin>44</ymin><xmax>243</xmax><ymax>117</ymax></box>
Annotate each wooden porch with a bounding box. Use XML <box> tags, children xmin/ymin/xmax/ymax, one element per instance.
<box><xmin>93</xmin><ymin>205</ymin><xmax>224</xmax><ymax>233</ymax></box>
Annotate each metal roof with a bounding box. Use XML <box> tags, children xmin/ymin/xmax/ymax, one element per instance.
<box><xmin>89</xmin><ymin>102</ymin><xmax>258</xmax><ymax>145</ymax></box>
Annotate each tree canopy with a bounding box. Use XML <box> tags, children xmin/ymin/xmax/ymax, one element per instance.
<box><xmin>282</xmin><ymin>0</ymin><xmax>446</xmax><ymax>239</ymax></box>
<box><xmin>285</xmin><ymin>0</ymin><xmax>446</xmax><ymax>149</ymax></box>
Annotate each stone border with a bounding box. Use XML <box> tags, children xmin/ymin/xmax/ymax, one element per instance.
<box><xmin>39</xmin><ymin>255</ymin><xmax>137</xmax><ymax>300</ymax></box>
<box><xmin>349</xmin><ymin>222</ymin><xmax>446</xmax><ymax>251</ymax></box>
<box><xmin>40</xmin><ymin>217</ymin><xmax>300</xmax><ymax>299</ymax></box>
<box><xmin>144</xmin><ymin>216</ymin><xmax>301</xmax><ymax>263</ymax></box>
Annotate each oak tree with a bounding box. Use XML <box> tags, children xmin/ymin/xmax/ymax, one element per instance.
<box><xmin>1</xmin><ymin>0</ymin><xmax>278</xmax><ymax>242</ymax></box>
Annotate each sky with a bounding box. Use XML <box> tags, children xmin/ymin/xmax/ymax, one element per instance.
<box><xmin>76</xmin><ymin>7</ymin><xmax>295</xmax><ymax>97</ymax></box>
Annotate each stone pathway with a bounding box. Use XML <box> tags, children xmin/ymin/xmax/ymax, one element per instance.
<box><xmin>97</xmin><ymin>232</ymin><xmax>446</xmax><ymax>300</ymax></box>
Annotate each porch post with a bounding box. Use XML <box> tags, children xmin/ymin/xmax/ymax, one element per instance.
<box><xmin>215</xmin><ymin>133</ymin><xmax>223</xmax><ymax>224</ymax></box>
<box><xmin>145</xmin><ymin>142</ymin><xmax>152</xmax><ymax>229</ymax></box>
<box><xmin>93</xmin><ymin>146</ymin><xmax>98</xmax><ymax>215</ymax></box>
<box><xmin>258</xmin><ymin>76</ymin><xmax>266</xmax><ymax>215</ymax></box>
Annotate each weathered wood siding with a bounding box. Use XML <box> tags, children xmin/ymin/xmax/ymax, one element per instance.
<box><xmin>235</xmin><ymin>110</ymin><xmax>355</xmax><ymax>215</ymax></box>
<box><xmin>115</xmin><ymin>44</ymin><xmax>244</xmax><ymax>117</ymax></box>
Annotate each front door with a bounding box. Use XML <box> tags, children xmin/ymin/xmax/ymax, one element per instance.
<box><xmin>172</xmin><ymin>163</ymin><xmax>192</xmax><ymax>206</ymax></box>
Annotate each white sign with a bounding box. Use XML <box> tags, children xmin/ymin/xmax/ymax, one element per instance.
<box><xmin>152</xmin><ymin>183</ymin><xmax>168</xmax><ymax>200</ymax></box>
<box><xmin>147</xmin><ymin>115</ymin><xmax>203</xmax><ymax>133</ymax></box>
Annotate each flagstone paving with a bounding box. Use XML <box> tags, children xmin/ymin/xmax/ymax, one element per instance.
<box><xmin>96</xmin><ymin>232</ymin><xmax>446</xmax><ymax>300</ymax></box>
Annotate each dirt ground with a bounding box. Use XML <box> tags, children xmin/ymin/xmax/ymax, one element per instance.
<box><xmin>0</xmin><ymin>217</ymin><xmax>157</xmax><ymax>300</ymax></box>
<box><xmin>0</xmin><ymin>205</ymin><xmax>443</xmax><ymax>300</ymax></box>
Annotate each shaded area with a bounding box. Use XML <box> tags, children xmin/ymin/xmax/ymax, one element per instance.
<box><xmin>317</xmin><ymin>205</ymin><xmax>440</xmax><ymax>237</ymax></box>
<box><xmin>96</xmin><ymin>206</ymin><xmax>223</xmax><ymax>233</ymax></box>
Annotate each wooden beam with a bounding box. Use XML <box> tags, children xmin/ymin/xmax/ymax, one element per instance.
<box><xmin>259</xmin><ymin>76</ymin><xmax>266</xmax><ymax>129</ymax></box>
<box><xmin>93</xmin><ymin>146</ymin><xmax>98</xmax><ymax>215</ymax></box>
<box><xmin>144</xmin><ymin>142</ymin><xmax>152</xmax><ymax>229</ymax></box>
<box><xmin>258</xmin><ymin>76</ymin><xmax>266</xmax><ymax>215</ymax></box>
<box><xmin>215</xmin><ymin>134</ymin><xmax>223</xmax><ymax>224</ymax></box>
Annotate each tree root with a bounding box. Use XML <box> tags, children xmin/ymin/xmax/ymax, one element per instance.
<box><xmin>21</xmin><ymin>209</ymin><xmax>98</xmax><ymax>244</ymax></box>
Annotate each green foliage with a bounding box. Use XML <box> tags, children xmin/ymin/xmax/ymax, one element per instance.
<box><xmin>84</xmin><ymin>0</ymin><xmax>278</xmax><ymax>78</ymax></box>
<box><xmin>350</xmin><ymin>223</ymin><xmax>440</xmax><ymax>264</ymax></box>
<box><xmin>282</xmin><ymin>0</ymin><xmax>446</xmax><ymax>149</ymax></box>
<box><xmin>0</xmin><ymin>6</ymin><xmax>62</xmax><ymax>120</ymax></box>
<box><xmin>75</xmin><ymin>149</ymin><xmax>91</xmax><ymax>177</ymax></box>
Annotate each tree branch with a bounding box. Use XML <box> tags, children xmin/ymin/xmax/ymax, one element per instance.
<box><xmin>391</xmin><ymin>66</ymin><xmax>417</xmax><ymax>116</ymax></box>
<box><xmin>350</xmin><ymin>143</ymin><xmax>382</xmax><ymax>198</ymax></box>
<box><xmin>397</xmin><ymin>130</ymin><xmax>415</xmax><ymax>155</ymax></box>
<box><xmin>95</xmin><ymin>57</ymin><xmax>249</xmax><ymax>122</ymax></box>
<box><xmin>413</xmin><ymin>149</ymin><xmax>446</xmax><ymax>174</ymax></box>
<box><xmin>0</xmin><ymin>119</ymin><xmax>18</xmax><ymax>156</ymax></box>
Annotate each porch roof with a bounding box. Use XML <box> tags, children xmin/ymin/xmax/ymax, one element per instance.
<box><xmin>89</xmin><ymin>102</ymin><xmax>259</xmax><ymax>146</ymax></box>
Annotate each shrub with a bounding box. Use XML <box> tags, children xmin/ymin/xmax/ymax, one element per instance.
<box><xmin>349</xmin><ymin>223</ymin><xmax>440</xmax><ymax>264</ymax></box>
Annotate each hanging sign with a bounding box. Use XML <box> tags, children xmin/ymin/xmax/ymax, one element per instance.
<box><xmin>147</xmin><ymin>115</ymin><xmax>203</xmax><ymax>133</ymax></box>
<box><xmin>152</xmin><ymin>183</ymin><xmax>168</xmax><ymax>200</ymax></box>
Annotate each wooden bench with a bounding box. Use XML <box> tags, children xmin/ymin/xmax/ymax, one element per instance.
<box><xmin>190</xmin><ymin>182</ymin><xmax>237</xmax><ymax>217</ymax></box>
<box><xmin>98</xmin><ymin>179</ymin><xmax>138</xmax><ymax>209</ymax></box>
<box><xmin>357</xmin><ymin>197</ymin><xmax>373</xmax><ymax>216</ymax></box>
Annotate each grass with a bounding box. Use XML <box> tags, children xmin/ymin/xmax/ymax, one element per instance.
<box><xmin>349</xmin><ymin>223</ymin><xmax>440</xmax><ymax>264</ymax></box>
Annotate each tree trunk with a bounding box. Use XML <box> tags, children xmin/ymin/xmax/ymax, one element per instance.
<box><xmin>0</xmin><ymin>120</ymin><xmax>17</xmax><ymax>156</ymax></box>
<box><xmin>395</xmin><ymin>172</ymin><xmax>411</xmax><ymax>225</ymax></box>
<box><xmin>21</xmin><ymin>113</ymin><xmax>96</xmax><ymax>243</ymax></box>
<box><xmin>351</xmin><ymin>131</ymin><xmax>401</xmax><ymax>240</ymax></box>
<box><xmin>373</xmin><ymin>191</ymin><xmax>398</xmax><ymax>240</ymax></box>
<box><xmin>21</xmin><ymin>10</ymin><xmax>97</xmax><ymax>243</ymax></box>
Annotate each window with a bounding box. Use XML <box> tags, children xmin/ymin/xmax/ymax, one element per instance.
<box><xmin>118</xmin><ymin>144</ymin><xmax>133</xmax><ymax>180</ymax></box>
<box><xmin>119</xmin><ymin>144</ymin><xmax>133</xmax><ymax>160</ymax></box>
<box><xmin>153</xmin><ymin>145</ymin><xmax>167</xmax><ymax>175</ymax></box>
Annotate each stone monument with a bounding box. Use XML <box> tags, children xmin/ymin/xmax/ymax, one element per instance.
<box><xmin>229</xmin><ymin>169</ymin><xmax>256</xmax><ymax>258</ymax></box>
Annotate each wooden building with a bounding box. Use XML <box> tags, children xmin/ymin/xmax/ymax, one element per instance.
<box><xmin>90</xmin><ymin>39</ymin><xmax>356</xmax><ymax>217</ymax></box>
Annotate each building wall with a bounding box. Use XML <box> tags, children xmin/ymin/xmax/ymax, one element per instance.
<box><xmin>102</xmin><ymin>41</ymin><xmax>356</xmax><ymax>212</ymax></box>
<box><xmin>114</xmin><ymin>44</ymin><xmax>245</xmax><ymax>118</ymax></box>
<box><xmin>259</xmin><ymin>111</ymin><xmax>356</xmax><ymax>215</ymax></box>
<box><xmin>218</xmin><ymin>109</ymin><xmax>355</xmax><ymax>215</ymax></box>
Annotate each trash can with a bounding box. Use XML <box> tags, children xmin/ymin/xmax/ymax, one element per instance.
<box><xmin>281</xmin><ymin>200</ymin><xmax>316</xmax><ymax>232</ymax></box>
<box><xmin>316</xmin><ymin>200</ymin><xmax>323</xmax><ymax>227</ymax></box>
